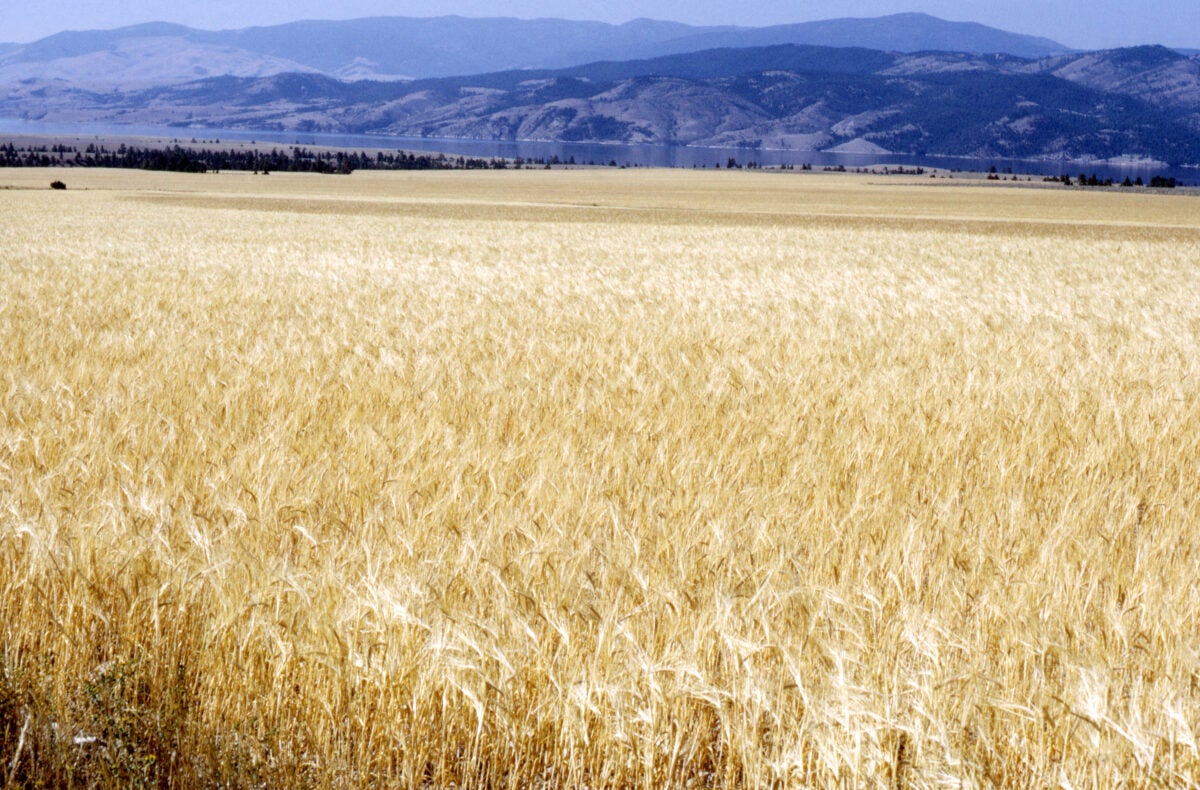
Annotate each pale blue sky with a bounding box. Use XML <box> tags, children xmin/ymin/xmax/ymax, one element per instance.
<box><xmin>4</xmin><ymin>0</ymin><xmax>1195</xmax><ymax>49</ymax></box>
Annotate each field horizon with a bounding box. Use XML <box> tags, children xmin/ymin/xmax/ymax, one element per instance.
<box><xmin>2</xmin><ymin>167</ymin><xmax>1199</xmax><ymax>786</ymax></box>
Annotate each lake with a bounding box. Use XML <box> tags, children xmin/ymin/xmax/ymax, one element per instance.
<box><xmin>2</xmin><ymin>118</ymin><xmax>1196</xmax><ymax>185</ymax></box>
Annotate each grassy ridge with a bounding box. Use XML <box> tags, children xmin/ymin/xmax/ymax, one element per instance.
<box><xmin>2</xmin><ymin>169</ymin><xmax>1199</xmax><ymax>786</ymax></box>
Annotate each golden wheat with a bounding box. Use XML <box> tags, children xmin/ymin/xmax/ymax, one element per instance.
<box><xmin>1</xmin><ymin>167</ymin><xmax>1199</xmax><ymax>786</ymax></box>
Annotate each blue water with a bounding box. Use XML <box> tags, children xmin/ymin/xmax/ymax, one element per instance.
<box><xmin>2</xmin><ymin>118</ymin><xmax>1196</xmax><ymax>185</ymax></box>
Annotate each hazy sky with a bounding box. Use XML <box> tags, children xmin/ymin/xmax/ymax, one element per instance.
<box><xmin>4</xmin><ymin>0</ymin><xmax>1197</xmax><ymax>49</ymax></box>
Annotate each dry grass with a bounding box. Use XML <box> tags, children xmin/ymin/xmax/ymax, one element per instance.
<box><xmin>2</xmin><ymin>167</ymin><xmax>1199</xmax><ymax>787</ymax></box>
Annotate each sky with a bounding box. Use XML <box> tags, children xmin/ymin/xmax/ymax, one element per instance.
<box><xmin>3</xmin><ymin>0</ymin><xmax>1197</xmax><ymax>50</ymax></box>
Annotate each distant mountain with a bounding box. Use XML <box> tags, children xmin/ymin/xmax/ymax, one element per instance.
<box><xmin>0</xmin><ymin>14</ymin><xmax>1071</xmax><ymax>86</ymax></box>
<box><xmin>0</xmin><ymin>31</ymin><xmax>320</xmax><ymax>87</ymax></box>
<box><xmin>633</xmin><ymin>13</ymin><xmax>1070</xmax><ymax>61</ymax></box>
<box><xmin>6</xmin><ymin>43</ymin><xmax>1199</xmax><ymax>165</ymax></box>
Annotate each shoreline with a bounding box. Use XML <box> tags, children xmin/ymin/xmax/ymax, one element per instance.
<box><xmin>2</xmin><ymin>131</ymin><xmax>1197</xmax><ymax>194</ymax></box>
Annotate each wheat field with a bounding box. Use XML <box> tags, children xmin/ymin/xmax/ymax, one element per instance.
<box><xmin>2</xmin><ymin>167</ymin><xmax>1199</xmax><ymax>787</ymax></box>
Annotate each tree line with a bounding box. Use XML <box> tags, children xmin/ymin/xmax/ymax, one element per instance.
<box><xmin>0</xmin><ymin>142</ymin><xmax>523</xmax><ymax>173</ymax></box>
<box><xmin>1041</xmin><ymin>172</ymin><xmax>1180</xmax><ymax>189</ymax></box>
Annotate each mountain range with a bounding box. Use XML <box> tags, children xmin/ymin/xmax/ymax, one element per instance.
<box><xmin>3</xmin><ymin>15</ymin><xmax>1199</xmax><ymax>165</ymax></box>
<box><xmin>0</xmin><ymin>14</ymin><xmax>1071</xmax><ymax>85</ymax></box>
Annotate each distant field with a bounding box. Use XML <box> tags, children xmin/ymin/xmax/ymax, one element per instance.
<box><xmin>2</xmin><ymin>168</ymin><xmax>1199</xmax><ymax>787</ymax></box>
